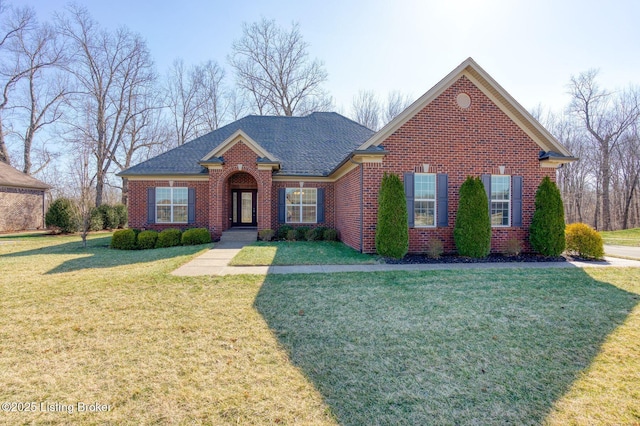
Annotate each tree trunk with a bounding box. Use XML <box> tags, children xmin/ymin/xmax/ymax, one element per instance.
<box><xmin>0</xmin><ymin>115</ymin><xmax>10</xmax><ymax>165</ymax></box>
<box><xmin>121</xmin><ymin>177</ymin><xmax>129</xmax><ymax>205</ymax></box>
<box><xmin>601</xmin><ymin>152</ymin><xmax>612</xmax><ymax>231</ymax></box>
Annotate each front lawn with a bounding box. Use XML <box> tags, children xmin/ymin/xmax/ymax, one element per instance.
<box><xmin>0</xmin><ymin>233</ymin><xmax>638</xmax><ymax>424</ymax></box>
<box><xmin>601</xmin><ymin>227</ymin><xmax>640</xmax><ymax>247</ymax></box>
<box><xmin>229</xmin><ymin>240</ymin><xmax>378</xmax><ymax>266</ymax></box>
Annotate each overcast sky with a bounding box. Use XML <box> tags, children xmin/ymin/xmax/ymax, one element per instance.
<box><xmin>25</xmin><ymin>0</ymin><xmax>640</xmax><ymax>116</ymax></box>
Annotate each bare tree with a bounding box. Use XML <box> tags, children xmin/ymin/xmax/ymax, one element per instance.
<box><xmin>569</xmin><ymin>70</ymin><xmax>640</xmax><ymax>230</ymax></box>
<box><xmin>199</xmin><ymin>60</ymin><xmax>228</xmax><ymax>131</ymax></box>
<box><xmin>165</xmin><ymin>59</ymin><xmax>205</xmax><ymax>145</ymax></box>
<box><xmin>229</xmin><ymin>18</ymin><xmax>330</xmax><ymax>116</ymax></box>
<box><xmin>57</xmin><ymin>5</ymin><xmax>155</xmax><ymax>206</ymax></box>
<box><xmin>384</xmin><ymin>90</ymin><xmax>412</xmax><ymax>124</ymax></box>
<box><xmin>351</xmin><ymin>89</ymin><xmax>380</xmax><ymax>130</ymax></box>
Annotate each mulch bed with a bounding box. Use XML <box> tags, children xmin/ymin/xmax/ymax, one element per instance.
<box><xmin>384</xmin><ymin>253</ymin><xmax>569</xmax><ymax>264</ymax></box>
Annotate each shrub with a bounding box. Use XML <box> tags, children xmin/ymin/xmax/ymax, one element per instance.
<box><xmin>454</xmin><ymin>176</ymin><xmax>491</xmax><ymax>258</ymax></box>
<box><xmin>258</xmin><ymin>229</ymin><xmax>275</xmax><ymax>241</ymax></box>
<box><xmin>137</xmin><ymin>230</ymin><xmax>158</xmax><ymax>250</ymax></box>
<box><xmin>181</xmin><ymin>228</ymin><xmax>212</xmax><ymax>245</ymax></box>
<box><xmin>314</xmin><ymin>226</ymin><xmax>328</xmax><ymax>241</ymax></box>
<box><xmin>565</xmin><ymin>223</ymin><xmax>604</xmax><ymax>259</ymax></box>
<box><xmin>45</xmin><ymin>198</ymin><xmax>79</xmax><ymax>234</ymax></box>
<box><xmin>425</xmin><ymin>239</ymin><xmax>444</xmax><ymax>259</ymax></box>
<box><xmin>530</xmin><ymin>176</ymin><xmax>566</xmax><ymax>256</ymax></box>
<box><xmin>113</xmin><ymin>204</ymin><xmax>128</xmax><ymax>228</ymax></box>
<box><xmin>503</xmin><ymin>238</ymin><xmax>523</xmax><ymax>257</ymax></box>
<box><xmin>277</xmin><ymin>225</ymin><xmax>293</xmax><ymax>240</ymax></box>
<box><xmin>110</xmin><ymin>229</ymin><xmax>136</xmax><ymax>250</ymax></box>
<box><xmin>286</xmin><ymin>229</ymin><xmax>296</xmax><ymax>241</ymax></box>
<box><xmin>323</xmin><ymin>228</ymin><xmax>338</xmax><ymax>241</ymax></box>
<box><xmin>375</xmin><ymin>172</ymin><xmax>409</xmax><ymax>259</ymax></box>
<box><xmin>305</xmin><ymin>227</ymin><xmax>321</xmax><ymax>241</ymax></box>
<box><xmin>89</xmin><ymin>207</ymin><xmax>104</xmax><ymax>231</ymax></box>
<box><xmin>296</xmin><ymin>226</ymin><xmax>311</xmax><ymax>241</ymax></box>
<box><xmin>155</xmin><ymin>228</ymin><xmax>182</xmax><ymax>248</ymax></box>
<box><xmin>97</xmin><ymin>204</ymin><xmax>118</xmax><ymax>230</ymax></box>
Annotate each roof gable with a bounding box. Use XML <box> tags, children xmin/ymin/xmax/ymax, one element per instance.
<box><xmin>358</xmin><ymin>57</ymin><xmax>573</xmax><ymax>159</ymax></box>
<box><xmin>200</xmin><ymin>129</ymin><xmax>279</xmax><ymax>163</ymax></box>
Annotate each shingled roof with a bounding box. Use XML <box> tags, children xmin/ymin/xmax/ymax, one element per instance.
<box><xmin>0</xmin><ymin>162</ymin><xmax>50</xmax><ymax>190</ymax></box>
<box><xmin>119</xmin><ymin>112</ymin><xmax>374</xmax><ymax>177</ymax></box>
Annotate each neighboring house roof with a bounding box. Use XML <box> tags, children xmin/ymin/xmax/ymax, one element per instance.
<box><xmin>358</xmin><ymin>57</ymin><xmax>575</xmax><ymax>163</ymax></box>
<box><xmin>0</xmin><ymin>162</ymin><xmax>50</xmax><ymax>190</ymax></box>
<box><xmin>119</xmin><ymin>112</ymin><xmax>375</xmax><ymax>177</ymax></box>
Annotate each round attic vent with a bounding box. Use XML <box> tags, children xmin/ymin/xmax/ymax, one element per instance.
<box><xmin>456</xmin><ymin>93</ymin><xmax>471</xmax><ymax>109</ymax></box>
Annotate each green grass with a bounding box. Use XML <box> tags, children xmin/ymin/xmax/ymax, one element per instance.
<box><xmin>229</xmin><ymin>241</ymin><xmax>378</xmax><ymax>266</ymax></box>
<box><xmin>601</xmin><ymin>227</ymin><xmax>640</xmax><ymax>246</ymax></box>
<box><xmin>1</xmin><ymin>233</ymin><xmax>639</xmax><ymax>424</ymax></box>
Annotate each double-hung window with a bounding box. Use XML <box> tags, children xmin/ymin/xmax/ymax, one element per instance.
<box><xmin>414</xmin><ymin>173</ymin><xmax>436</xmax><ymax>227</ymax></box>
<box><xmin>156</xmin><ymin>187</ymin><xmax>188</xmax><ymax>223</ymax></box>
<box><xmin>285</xmin><ymin>188</ymin><xmax>317</xmax><ymax>223</ymax></box>
<box><xmin>490</xmin><ymin>176</ymin><xmax>510</xmax><ymax>227</ymax></box>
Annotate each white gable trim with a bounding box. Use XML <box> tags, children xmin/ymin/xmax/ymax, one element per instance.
<box><xmin>200</xmin><ymin>129</ymin><xmax>279</xmax><ymax>162</ymax></box>
<box><xmin>357</xmin><ymin>57</ymin><xmax>572</xmax><ymax>157</ymax></box>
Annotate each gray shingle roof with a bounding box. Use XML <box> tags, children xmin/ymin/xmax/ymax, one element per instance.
<box><xmin>119</xmin><ymin>112</ymin><xmax>374</xmax><ymax>177</ymax></box>
<box><xmin>0</xmin><ymin>162</ymin><xmax>50</xmax><ymax>190</ymax></box>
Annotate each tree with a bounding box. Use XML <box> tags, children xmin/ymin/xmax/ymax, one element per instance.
<box><xmin>375</xmin><ymin>172</ymin><xmax>408</xmax><ymax>259</ymax></box>
<box><xmin>57</xmin><ymin>5</ymin><xmax>155</xmax><ymax>206</ymax></box>
<box><xmin>229</xmin><ymin>18</ymin><xmax>330</xmax><ymax>116</ymax></box>
<box><xmin>569</xmin><ymin>70</ymin><xmax>640</xmax><ymax>230</ymax></box>
<box><xmin>384</xmin><ymin>90</ymin><xmax>412</xmax><ymax>124</ymax></box>
<box><xmin>454</xmin><ymin>176</ymin><xmax>491</xmax><ymax>258</ymax></box>
<box><xmin>351</xmin><ymin>90</ymin><xmax>380</xmax><ymax>130</ymax></box>
<box><xmin>529</xmin><ymin>176</ymin><xmax>566</xmax><ymax>256</ymax></box>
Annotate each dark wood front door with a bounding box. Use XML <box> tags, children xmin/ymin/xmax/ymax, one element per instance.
<box><xmin>231</xmin><ymin>189</ymin><xmax>257</xmax><ymax>226</ymax></box>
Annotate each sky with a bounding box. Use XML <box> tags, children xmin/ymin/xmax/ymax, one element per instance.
<box><xmin>22</xmin><ymin>0</ymin><xmax>640</xmax><ymax>117</ymax></box>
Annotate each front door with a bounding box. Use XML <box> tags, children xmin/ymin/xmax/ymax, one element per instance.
<box><xmin>231</xmin><ymin>190</ymin><xmax>257</xmax><ymax>226</ymax></box>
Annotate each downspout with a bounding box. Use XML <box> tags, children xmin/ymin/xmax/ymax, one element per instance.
<box><xmin>349</xmin><ymin>157</ymin><xmax>364</xmax><ymax>252</ymax></box>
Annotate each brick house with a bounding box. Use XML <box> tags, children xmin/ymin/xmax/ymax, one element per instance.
<box><xmin>119</xmin><ymin>58</ymin><xmax>575</xmax><ymax>254</ymax></box>
<box><xmin>0</xmin><ymin>162</ymin><xmax>50</xmax><ymax>232</ymax></box>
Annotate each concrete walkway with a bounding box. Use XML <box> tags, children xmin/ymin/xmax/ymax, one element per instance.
<box><xmin>172</xmin><ymin>244</ymin><xmax>640</xmax><ymax>277</ymax></box>
<box><xmin>604</xmin><ymin>244</ymin><xmax>640</xmax><ymax>260</ymax></box>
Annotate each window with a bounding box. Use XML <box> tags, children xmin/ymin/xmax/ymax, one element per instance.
<box><xmin>285</xmin><ymin>188</ymin><xmax>317</xmax><ymax>223</ymax></box>
<box><xmin>156</xmin><ymin>187</ymin><xmax>188</xmax><ymax>223</ymax></box>
<box><xmin>490</xmin><ymin>175</ymin><xmax>510</xmax><ymax>227</ymax></box>
<box><xmin>414</xmin><ymin>173</ymin><xmax>436</xmax><ymax>227</ymax></box>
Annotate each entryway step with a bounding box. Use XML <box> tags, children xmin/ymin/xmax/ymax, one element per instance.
<box><xmin>219</xmin><ymin>229</ymin><xmax>257</xmax><ymax>243</ymax></box>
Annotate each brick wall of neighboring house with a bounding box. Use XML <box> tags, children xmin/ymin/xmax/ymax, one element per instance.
<box><xmin>334</xmin><ymin>166</ymin><xmax>363</xmax><ymax>251</ymax></box>
<box><xmin>0</xmin><ymin>186</ymin><xmax>46</xmax><ymax>232</ymax></box>
<box><xmin>271</xmin><ymin>180</ymin><xmax>335</xmax><ymax>233</ymax></box>
<box><xmin>359</xmin><ymin>75</ymin><xmax>555</xmax><ymax>254</ymax></box>
<box><xmin>127</xmin><ymin>180</ymin><xmax>209</xmax><ymax>231</ymax></box>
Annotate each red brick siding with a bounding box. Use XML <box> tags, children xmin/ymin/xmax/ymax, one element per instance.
<box><xmin>334</xmin><ymin>166</ymin><xmax>362</xmax><ymax>251</ymax></box>
<box><xmin>127</xmin><ymin>180</ymin><xmax>209</xmax><ymax>232</ymax></box>
<box><xmin>271</xmin><ymin>181</ymin><xmax>335</xmax><ymax>233</ymax></box>
<box><xmin>360</xmin><ymin>75</ymin><xmax>555</xmax><ymax>254</ymax></box>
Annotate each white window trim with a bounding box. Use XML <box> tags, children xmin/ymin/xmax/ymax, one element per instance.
<box><xmin>414</xmin><ymin>173</ymin><xmax>437</xmax><ymax>228</ymax></box>
<box><xmin>285</xmin><ymin>187</ymin><xmax>317</xmax><ymax>224</ymax></box>
<box><xmin>156</xmin><ymin>187</ymin><xmax>188</xmax><ymax>224</ymax></box>
<box><xmin>490</xmin><ymin>175</ymin><xmax>511</xmax><ymax>228</ymax></box>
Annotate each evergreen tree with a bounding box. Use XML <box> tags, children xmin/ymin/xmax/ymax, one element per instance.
<box><xmin>454</xmin><ymin>176</ymin><xmax>491</xmax><ymax>258</ymax></box>
<box><xmin>375</xmin><ymin>172</ymin><xmax>409</xmax><ymax>258</ymax></box>
<box><xmin>530</xmin><ymin>176</ymin><xmax>566</xmax><ymax>256</ymax></box>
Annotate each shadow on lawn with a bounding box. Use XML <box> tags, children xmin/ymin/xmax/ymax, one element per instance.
<box><xmin>0</xmin><ymin>234</ymin><xmax>208</xmax><ymax>274</ymax></box>
<box><xmin>254</xmin><ymin>269</ymin><xmax>638</xmax><ymax>425</ymax></box>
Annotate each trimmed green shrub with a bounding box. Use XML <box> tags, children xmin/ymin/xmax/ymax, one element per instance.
<box><xmin>296</xmin><ymin>226</ymin><xmax>311</xmax><ymax>241</ymax></box>
<box><xmin>155</xmin><ymin>228</ymin><xmax>182</xmax><ymax>248</ymax></box>
<box><xmin>259</xmin><ymin>229</ymin><xmax>275</xmax><ymax>241</ymax></box>
<box><xmin>110</xmin><ymin>229</ymin><xmax>136</xmax><ymax>250</ymax></box>
<box><xmin>454</xmin><ymin>176</ymin><xmax>491</xmax><ymax>258</ymax></box>
<box><xmin>314</xmin><ymin>226</ymin><xmax>328</xmax><ymax>241</ymax></box>
<box><xmin>286</xmin><ymin>229</ymin><xmax>296</xmax><ymax>241</ymax></box>
<box><xmin>97</xmin><ymin>204</ymin><xmax>118</xmax><ymax>230</ymax></box>
<box><xmin>323</xmin><ymin>228</ymin><xmax>338</xmax><ymax>241</ymax></box>
<box><xmin>113</xmin><ymin>204</ymin><xmax>128</xmax><ymax>228</ymax></box>
<box><xmin>529</xmin><ymin>176</ymin><xmax>566</xmax><ymax>256</ymax></box>
<box><xmin>375</xmin><ymin>172</ymin><xmax>409</xmax><ymax>259</ymax></box>
<box><xmin>136</xmin><ymin>230</ymin><xmax>158</xmax><ymax>250</ymax></box>
<box><xmin>277</xmin><ymin>225</ymin><xmax>293</xmax><ymax>240</ymax></box>
<box><xmin>45</xmin><ymin>198</ymin><xmax>79</xmax><ymax>234</ymax></box>
<box><xmin>305</xmin><ymin>227</ymin><xmax>321</xmax><ymax>241</ymax></box>
<box><xmin>89</xmin><ymin>207</ymin><xmax>104</xmax><ymax>231</ymax></box>
<box><xmin>565</xmin><ymin>223</ymin><xmax>604</xmax><ymax>259</ymax></box>
<box><xmin>181</xmin><ymin>228</ymin><xmax>212</xmax><ymax>245</ymax></box>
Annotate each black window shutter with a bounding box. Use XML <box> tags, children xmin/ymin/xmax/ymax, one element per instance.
<box><xmin>512</xmin><ymin>176</ymin><xmax>523</xmax><ymax>227</ymax></box>
<box><xmin>278</xmin><ymin>188</ymin><xmax>286</xmax><ymax>223</ymax></box>
<box><xmin>436</xmin><ymin>173</ymin><xmax>448</xmax><ymax>227</ymax></box>
<box><xmin>147</xmin><ymin>187</ymin><xmax>155</xmax><ymax>224</ymax></box>
<box><xmin>317</xmin><ymin>188</ymin><xmax>325</xmax><ymax>223</ymax></box>
<box><xmin>188</xmin><ymin>188</ymin><xmax>196</xmax><ymax>224</ymax></box>
<box><xmin>404</xmin><ymin>173</ymin><xmax>415</xmax><ymax>228</ymax></box>
<box><xmin>481</xmin><ymin>174</ymin><xmax>491</xmax><ymax>217</ymax></box>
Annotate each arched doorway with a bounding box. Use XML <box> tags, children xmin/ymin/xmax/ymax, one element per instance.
<box><xmin>227</xmin><ymin>172</ymin><xmax>258</xmax><ymax>227</ymax></box>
